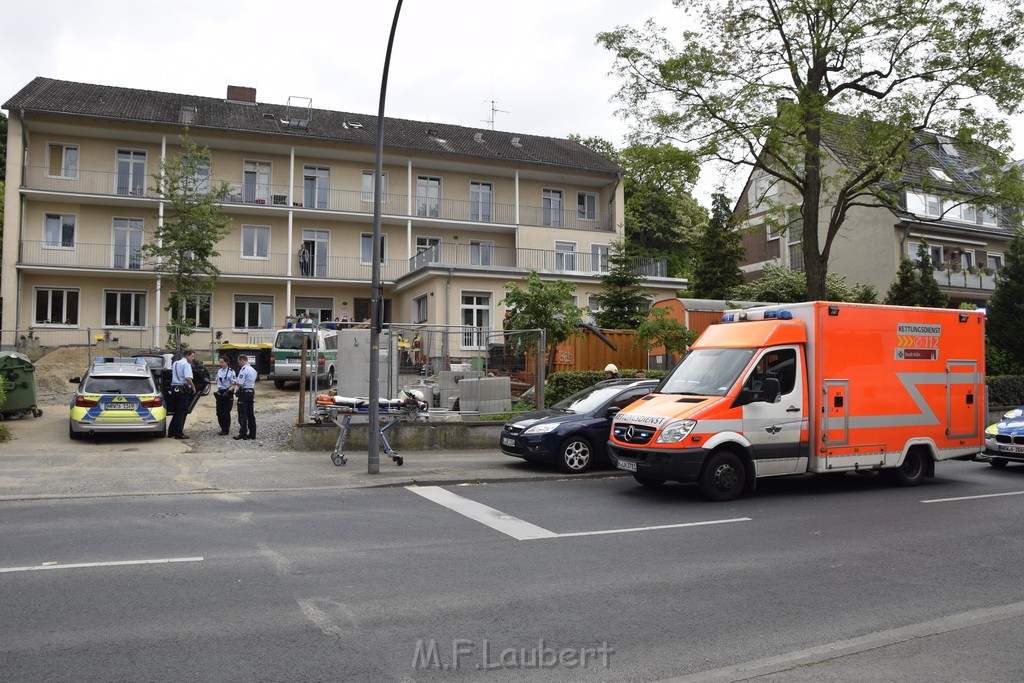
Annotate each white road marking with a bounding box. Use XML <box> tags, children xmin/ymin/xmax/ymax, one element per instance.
<box><xmin>406</xmin><ymin>485</ymin><xmax>751</xmax><ymax>540</ymax></box>
<box><xmin>921</xmin><ymin>490</ymin><xmax>1024</xmax><ymax>503</ymax></box>
<box><xmin>0</xmin><ymin>557</ymin><xmax>204</xmax><ymax>574</ymax></box>
<box><xmin>661</xmin><ymin>598</ymin><xmax>1024</xmax><ymax>683</ymax></box>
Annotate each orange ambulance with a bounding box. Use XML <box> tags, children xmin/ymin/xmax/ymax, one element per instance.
<box><xmin>608</xmin><ymin>301</ymin><xmax>986</xmax><ymax>500</ymax></box>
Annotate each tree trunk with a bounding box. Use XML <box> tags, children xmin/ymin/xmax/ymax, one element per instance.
<box><xmin>802</xmin><ymin>114</ymin><xmax>827</xmax><ymax>301</ymax></box>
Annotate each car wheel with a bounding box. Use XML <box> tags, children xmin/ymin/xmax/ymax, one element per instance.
<box><xmin>274</xmin><ymin>380</ymin><xmax>286</xmax><ymax>389</ymax></box>
<box><xmin>990</xmin><ymin>457</ymin><xmax>1009</xmax><ymax>469</ymax></box>
<box><xmin>698</xmin><ymin>450</ymin><xmax>746</xmax><ymax>501</ymax></box>
<box><xmin>69</xmin><ymin>423</ymin><xmax>83</xmax><ymax>440</ymax></box>
<box><xmin>327</xmin><ymin>368</ymin><xmax>336</xmax><ymax>386</ymax></box>
<box><xmin>634</xmin><ymin>475</ymin><xmax>665</xmax><ymax>488</ymax></box>
<box><xmin>894</xmin><ymin>448</ymin><xmax>926</xmax><ymax>486</ymax></box>
<box><xmin>557</xmin><ymin>436</ymin><xmax>594</xmax><ymax>473</ymax></box>
<box><xmin>153</xmin><ymin>423</ymin><xmax>167</xmax><ymax>438</ymax></box>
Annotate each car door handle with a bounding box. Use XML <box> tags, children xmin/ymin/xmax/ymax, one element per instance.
<box><xmin>786</xmin><ymin>406</ymin><xmax>800</xmax><ymax>413</ymax></box>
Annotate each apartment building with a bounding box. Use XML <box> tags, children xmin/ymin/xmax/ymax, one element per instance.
<box><xmin>735</xmin><ymin>130</ymin><xmax>1017</xmax><ymax>308</ymax></box>
<box><xmin>1</xmin><ymin>77</ymin><xmax>685</xmax><ymax>351</ymax></box>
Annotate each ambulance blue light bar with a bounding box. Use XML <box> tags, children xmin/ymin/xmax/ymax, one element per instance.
<box><xmin>721</xmin><ymin>311</ymin><xmax>748</xmax><ymax>322</ymax></box>
<box><xmin>763</xmin><ymin>309</ymin><xmax>793</xmax><ymax>320</ymax></box>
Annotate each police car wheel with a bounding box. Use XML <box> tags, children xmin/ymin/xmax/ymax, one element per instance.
<box><xmin>69</xmin><ymin>423</ymin><xmax>83</xmax><ymax>441</ymax></box>
<box><xmin>990</xmin><ymin>457</ymin><xmax>1009</xmax><ymax>469</ymax></box>
<box><xmin>698</xmin><ymin>451</ymin><xmax>746</xmax><ymax>502</ymax></box>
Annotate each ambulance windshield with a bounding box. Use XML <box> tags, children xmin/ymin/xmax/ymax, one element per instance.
<box><xmin>660</xmin><ymin>348</ymin><xmax>755</xmax><ymax>396</ymax></box>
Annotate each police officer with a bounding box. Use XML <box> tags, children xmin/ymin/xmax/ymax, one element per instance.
<box><xmin>214</xmin><ymin>355</ymin><xmax>236</xmax><ymax>436</ymax></box>
<box><xmin>168</xmin><ymin>350</ymin><xmax>196</xmax><ymax>439</ymax></box>
<box><xmin>231</xmin><ymin>354</ymin><xmax>258</xmax><ymax>440</ymax></box>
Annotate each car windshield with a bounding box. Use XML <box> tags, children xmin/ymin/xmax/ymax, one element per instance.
<box><xmin>659</xmin><ymin>348</ymin><xmax>756</xmax><ymax>397</ymax></box>
<box><xmin>276</xmin><ymin>331</ymin><xmax>313</xmax><ymax>350</ymax></box>
<box><xmin>552</xmin><ymin>384</ymin><xmax>632</xmax><ymax>414</ymax></box>
<box><xmin>82</xmin><ymin>376</ymin><xmax>154</xmax><ymax>394</ymax></box>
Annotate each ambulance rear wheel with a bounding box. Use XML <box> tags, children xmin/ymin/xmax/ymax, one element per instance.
<box><xmin>894</xmin><ymin>449</ymin><xmax>926</xmax><ymax>486</ymax></box>
<box><xmin>698</xmin><ymin>451</ymin><xmax>746</xmax><ymax>502</ymax></box>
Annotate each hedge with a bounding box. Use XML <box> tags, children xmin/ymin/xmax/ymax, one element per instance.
<box><xmin>987</xmin><ymin>375</ymin><xmax>1024</xmax><ymax>407</ymax></box>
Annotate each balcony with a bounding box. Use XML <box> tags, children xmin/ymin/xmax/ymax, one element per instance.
<box><xmin>21</xmin><ymin>167</ymin><xmax>615</xmax><ymax>231</ymax></box>
<box><xmin>408</xmin><ymin>242</ymin><xmax>667</xmax><ymax>277</ymax></box>
<box><xmin>933</xmin><ymin>267</ymin><xmax>997</xmax><ymax>292</ymax></box>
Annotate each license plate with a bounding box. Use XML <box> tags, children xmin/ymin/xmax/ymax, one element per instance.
<box><xmin>616</xmin><ymin>459</ymin><xmax>637</xmax><ymax>472</ymax></box>
<box><xmin>105</xmin><ymin>403</ymin><xmax>138</xmax><ymax>411</ymax></box>
<box><xmin>1000</xmin><ymin>444</ymin><xmax>1024</xmax><ymax>454</ymax></box>
<box><xmin>501</xmin><ymin>436</ymin><xmax>516</xmax><ymax>447</ymax></box>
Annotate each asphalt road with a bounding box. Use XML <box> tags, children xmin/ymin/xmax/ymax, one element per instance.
<box><xmin>2</xmin><ymin>460</ymin><xmax>1023</xmax><ymax>682</ymax></box>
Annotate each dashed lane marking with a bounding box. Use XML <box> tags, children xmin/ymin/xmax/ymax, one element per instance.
<box><xmin>921</xmin><ymin>490</ymin><xmax>1024</xmax><ymax>503</ymax></box>
<box><xmin>0</xmin><ymin>557</ymin><xmax>204</xmax><ymax>573</ymax></box>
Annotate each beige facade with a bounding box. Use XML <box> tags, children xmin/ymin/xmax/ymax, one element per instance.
<box><xmin>2</xmin><ymin>79</ymin><xmax>686</xmax><ymax>351</ymax></box>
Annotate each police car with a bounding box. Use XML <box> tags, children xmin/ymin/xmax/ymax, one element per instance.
<box><xmin>69</xmin><ymin>357</ymin><xmax>168</xmax><ymax>439</ymax></box>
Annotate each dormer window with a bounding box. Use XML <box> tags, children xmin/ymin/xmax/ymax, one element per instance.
<box><xmin>929</xmin><ymin>167</ymin><xmax>952</xmax><ymax>182</ymax></box>
<box><xmin>937</xmin><ymin>136</ymin><xmax>960</xmax><ymax>157</ymax></box>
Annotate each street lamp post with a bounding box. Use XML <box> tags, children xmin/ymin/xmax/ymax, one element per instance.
<box><xmin>368</xmin><ymin>0</ymin><xmax>404</xmax><ymax>474</ymax></box>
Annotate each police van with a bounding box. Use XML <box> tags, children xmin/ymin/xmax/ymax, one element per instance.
<box><xmin>268</xmin><ymin>327</ymin><xmax>339</xmax><ymax>389</ymax></box>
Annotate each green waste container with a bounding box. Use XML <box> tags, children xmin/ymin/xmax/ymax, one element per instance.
<box><xmin>0</xmin><ymin>351</ymin><xmax>42</xmax><ymax>418</ymax></box>
<box><xmin>471</xmin><ymin>356</ymin><xmax>485</xmax><ymax>371</ymax></box>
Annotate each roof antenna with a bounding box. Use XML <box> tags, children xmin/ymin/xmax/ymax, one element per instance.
<box><xmin>482</xmin><ymin>99</ymin><xmax>509</xmax><ymax>130</ymax></box>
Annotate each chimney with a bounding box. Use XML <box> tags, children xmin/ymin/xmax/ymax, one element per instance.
<box><xmin>227</xmin><ymin>85</ymin><xmax>256</xmax><ymax>103</ymax></box>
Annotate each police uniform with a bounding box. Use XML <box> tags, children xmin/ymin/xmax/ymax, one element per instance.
<box><xmin>232</xmin><ymin>361</ymin><xmax>258</xmax><ymax>440</ymax></box>
<box><xmin>168</xmin><ymin>354</ymin><xmax>195</xmax><ymax>439</ymax></box>
<box><xmin>214</xmin><ymin>364</ymin><xmax>236</xmax><ymax>435</ymax></box>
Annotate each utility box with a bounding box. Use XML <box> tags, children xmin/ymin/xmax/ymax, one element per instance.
<box><xmin>335</xmin><ymin>329</ymin><xmax>399</xmax><ymax>398</ymax></box>
<box><xmin>0</xmin><ymin>351</ymin><xmax>41</xmax><ymax>418</ymax></box>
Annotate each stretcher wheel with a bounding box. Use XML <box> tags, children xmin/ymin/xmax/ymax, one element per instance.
<box><xmin>393</xmin><ymin>456</ymin><xmax>404</xmax><ymax>466</ymax></box>
<box><xmin>332</xmin><ymin>452</ymin><xmax>347</xmax><ymax>466</ymax></box>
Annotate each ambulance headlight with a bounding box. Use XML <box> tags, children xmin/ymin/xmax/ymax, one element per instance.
<box><xmin>656</xmin><ymin>419</ymin><xmax>697</xmax><ymax>444</ymax></box>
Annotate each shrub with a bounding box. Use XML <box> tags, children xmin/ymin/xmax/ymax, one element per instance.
<box><xmin>988</xmin><ymin>375</ymin><xmax>1024</xmax><ymax>407</ymax></box>
<box><xmin>544</xmin><ymin>370</ymin><xmax>667</xmax><ymax>407</ymax></box>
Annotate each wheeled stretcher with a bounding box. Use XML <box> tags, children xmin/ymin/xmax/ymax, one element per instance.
<box><xmin>313</xmin><ymin>393</ymin><xmax>428</xmax><ymax>467</ymax></box>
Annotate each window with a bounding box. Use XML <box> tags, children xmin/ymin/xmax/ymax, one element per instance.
<box><xmin>190</xmin><ymin>162</ymin><xmax>211</xmax><ymax>196</ymax></box>
<box><xmin>542</xmin><ymin>189</ymin><xmax>563</xmax><ymax>227</ymax></box>
<box><xmin>104</xmin><ymin>290</ymin><xmax>147</xmax><ymax>327</ymax></box>
<box><xmin>243</xmin><ymin>160</ymin><xmax>272</xmax><ymax>204</ymax></box>
<box><xmin>929</xmin><ymin>167</ymin><xmax>953</xmax><ymax>183</ymax></box>
<box><xmin>981</xmin><ymin>207</ymin><xmax>999</xmax><ymax>227</ymax></box>
<box><xmin>303</xmin><ymin>166</ymin><xmax>330</xmax><ymax>209</ymax></box>
<box><xmin>577</xmin><ymin>192</ymin><xmax>598</xmax><ymax>221</ymax></box>
<box><xmin>751</xmin><ymin>173</ymin><xmax>780</xmax><ymax>210</ymax></box>
<box><xmin>47</xmin><ymin>143</ymin><xmax>79</xmax><ymax>179</ymax></box>
<box><xmin>461</xmin><ymin>292</ymin><xmax>490</xmax><ymax>350</ymax></box>
<box><xmin>906</xmin><ymin>191</ymin><xmax>942</xmax><ymax>217</ymax></box>
<box><xmin>955</xmin><ymin>202</ymin><xmax>977</xmax><ymax>223</ymax></box>
<box><xmin>172</xmin><ymin>293</ymin><xmax>211</xmax><ymax>329</ymax></box>
<box><xmin>295</xmin><ymin>296</ymin><xmax>333</xmax><ymax>323</ymax></box>
<box><xmin>591</xmin><ymin>244</ymin><xmax>610</xmax><ymax>273</ymax></box>
<box><xmin>361</xmin><ymin>233</ymin><xmax>387</xmax><ymax>264</ymax></box>
<box><xmin>743</xmin><ymin>349</ymin><xmax>798</xmax><ymax>397</ymax></box>
<box><xmin>116</xmin><ymin>149</ymin><xmax>147</xmax><ymax>196</ymax></box>
<box><xmin>587</xmin><ymin>294</ymin><xmax>602</xmax><ymax>318</ymax></box>
<box><xmin>469</xmin><ymin>181</ymin><xmax>493</xmax><ymax>222</ymax></box>
<box><xmin>44</xmin><ymin>213</ymin><xmax>75</xmax><ymax>248</ymax></box>
<box><xmin>413</xmin><ymin>295</ymin><xmax>428</xmax><ymax>324</ymax></box>
<box><xmin>113</xmin><ymin>218</ymin><xmax>144</xmax><ymax>269</ymax></box>
<box><xmin>35</xmin><ymin>287</ymin><xmax>79</xmax><ymax>326</ymax></box>
<box><xmin>416</xmin><ymin>236</ymin><xmax>441</xmax><ymax>256</ymax></box>
<box><xmin>416</xmin><ymin>176</ymin><xmax>441</xmax><ymax>217</ymax></box>
<box><xmin>787</xmin><ymin>223</ymin><xmax>804</xmax><ymax>272</ymax></box>
<box><xmin>555</xmin><ymin>241</ymin><xmax>577</xmax><ymax>271</ymax></box>
<box><xmin>988</xmin><ymin>253</ymin><xmax>1003</xmax><ymax>271</ymax></box>
<box><xmin>234</xmin><ymin>295</ymin><xmax>274</xmax><ymax>329</ymax></box>
<box><xmin>909</xmin><ymin>242</ymin><xmax>943</xmax><ymax>265</ymax></box>
<box><xmin>242</xmin><ymin>225</ymin><xmax>270</xmax><ymax>259</ymax></box>
<box><xmin>354</xmin><ymin>298</ymin><xmax>391</xmax><ymax>324</ymax></box>
<box><xmin>960</xmin><ymin>250</ymin><xmax>975</xmax><ymax>270</ymax></box>
<box><xmin>361</xmin><ymin>170</ymin><xmax>388</xmax><ymax>202</ymax></box>
<box><xmin>470</xmin><ymin>240</ymin><xmax>493</xmax><ymax>266</ymax></box>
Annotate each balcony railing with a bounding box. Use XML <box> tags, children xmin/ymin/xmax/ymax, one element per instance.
<box><xmin>22</xmin><ymin>166</ymin><xmax>614</xmax><ymax>230</ymax></box>
<box><xmin>933</xmin><ymin>267</ymin><xmax>997</xmax><ymax>291</ymax></box>
<box><xmin>409</xmin><ymin>242</ymin><xmax>667</xmax><ymax>277</ymax></box>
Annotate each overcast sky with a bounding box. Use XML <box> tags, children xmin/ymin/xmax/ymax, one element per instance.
<box><xmin>4</xmin><ymin>0</ymin><xmax>1024</xmax><ymax>207</ymax></box>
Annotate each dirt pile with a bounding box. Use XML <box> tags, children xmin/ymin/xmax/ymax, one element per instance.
<box><xmin>32</xmin><ymin>345</ymin><xmax>123</xmax><ymax>400</ymax></box>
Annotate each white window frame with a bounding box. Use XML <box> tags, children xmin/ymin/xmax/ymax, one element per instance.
<box><xmin>470</xmin><ymin>181</ymin><xmax>493</xmax><ymax>222</ymax></box>
<box><xmin>243</xmin><ymin>159</ymin><xmax>272</xmax><ymax>204</ymax></box>
<box><xmin>112</xmin><ymin>217</ymin><xmax>144</xmax><ymax>270</ymax></box>
<box><xmin>361</xmin><ymin>170</ymin><xmax>388</xmax><ymax>202</ymax></box>
<box><xmin>929</xmin><ymin>167</ymin><xmax>953</xmax><ymax>182</ymax></box>
<box><xmin>234</xmin><ymin>294</ymin><xmax>274</xmax><ymax>330</ymax></box>
<box><xmin>906</xmin><ymin>190</ymin><xmax>942</xmax><ymax>218</ymax></box>
<box><xmin>115</xmin><ymin>149</ymin><xmax>147</xmax><ymax>197</ymax></box>
<box><xmin>34</xmin><ymin>287</ymin><xmax>80</xmax><ymax>326</ymax></box>
<box><xmin>413</xmin><ymin>294</ymin><xmax>429</xmax><ymax>324</ymax></box>
<box><xmin>909</xmin><ymin>241</ymin><xmax>943</xmax><ymax>265</ymax></box>
<box><xmin>751</xmin><ymin>173</ymin><xmax>780</xmax><ymax>210</ymax></box>
<box><xmin>960</xmin><ymin>249</ymin><xmax>975</xmax><ymax>271</ymax></box>
<box><xmin>981</xmin><ymin>207</ymin><xmax>999</xmax><ymax>227</ymax></box>
<box><xmin>987</xmin><ymin>253</ymin><xmax>1003</xmax><ymax>271</ymax></box>
<box><xmin>542</xmin><ymin>188</ymin><xmax>564</xmax><ymax>227</ymax></box>
<box><xmin>241</xmin><ymin>225</ymin><xmax>271</xmax><ymax>259</ymax></box>
<box><xmin>555</xmin><ymin>240</ymin><xmax>577</xmax><ymax>271</ymax></box>
<box><xmin>577</xmin><ymin>192</ymin><xmax>598</xmax><ymax>221</ymax></box>
<box><xmin>470</xmin><ymin>240</ymin><xmax>493</xmax><ymax>266</ymax></box>
<box><xmin>303</xmin><ymin>165</ymin><xmax>330</xmax><ymax>209</ymax></box>
<box><xmin>190</xmin><ymin>161</ymin><xmax>211</xmax><ymax>196</ymax></box>
<box><xmin>104</xmin><ymin>289</ymin><xmax>147</xmax><ymax>328</ymax></box>
<box><xmin>460</xmin><ymin>291</ymin><xmax>491</xmax><ymax>351</ymax></box>
<box><xmin>591</xmin><ymin>244</ymin><xmax>610</xmax><ymax>273</ymax></box>
<box><xmin>416</xmin><ymin>176</ymin><xmax>442</xmax><ymax>218</ymax></box>
<box><xmin>361</xmin><ymin>233</ymin><xmax>387</xmax><ymax>264</ymax></box>
<box><xmin>46</xmin><ymin>142</ymin><xmax>79</xmax><ymax>179</ymax></box>
<box><xmin>44</xmin><ymin>213</ymin><xmax>76</xmax><ymax>249</ymax></box>
<box><xmin>170</xmin><ymin>292</ymin><xmax>212</xmax><ymax>330</ymax></box>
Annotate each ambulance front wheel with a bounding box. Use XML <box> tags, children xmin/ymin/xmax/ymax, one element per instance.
<box><xmin>698</xmin><ymin>451</ymin><xmax>746</xmax><ymax>502</ymax></box>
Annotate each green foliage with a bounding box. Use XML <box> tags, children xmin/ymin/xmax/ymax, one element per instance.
<box><xmin>987</xmin><ymin>227</ymin><xmax>1024</xmax><ymax>363</ymax></box>
<box><xmin>138</xmin><ymin>133</ymin><xmax>232</xmax><ymax>349</ymax></box>
<box><xmin>502</xmin><ymin>271</ymin><xmax>585</xmax><ymax>371</ymax></box>
<box><xmin>633</xmin><ymin>307</ymin><xmax>696</xmax><ymax>356</ymax></box>
<box><xmin>691</xmin><ymin>193</ymin><xmax>744</xmax><ymax>298</ymax></box>
<box><xmin>987</xmin><ymin>345</ymin><xmax>1024</xmax><ymax>377</ymax></box>
<box><xmin>885</xmin><ymin>256</ymin><xmax>922</xmax><ymax>306</ymax></box>
<box><xmin>731</xmin><ymin>263</ymin><xmax>877</xmax><ymax>303</ymax></box>
<box><xmin>885</xmin><ymin>241</ymin><xmax>948</xmax><ymax>307</ymax></box>
<box><xmin>544</xmin><ymin>370</ymin><xmax>667</xmax><ymax>407</ymax></box>
<box><xmin>592</xmin><ymin>240</ymin><xmax>652</xmax><ymax>329</ymax></box>
<box><xmin>987</xmin><ymin>375</ymin><xmax>1024</xmax><ymax>407</ymax></box>
<box><xmin>598</xmin><ymin>0</ymin><xmax>1024</xmax><ymax>300</ymax></box>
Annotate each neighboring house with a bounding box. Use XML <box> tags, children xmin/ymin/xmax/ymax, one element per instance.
<box><xmin>0</xmin><ymin>77</ymin><xmax>685</xmax><ymax>351</ymax></box>
<box><xmin>734</xmin><ymin>130</ymin><xmax>1016</xmax><ymax>308</ymax></box>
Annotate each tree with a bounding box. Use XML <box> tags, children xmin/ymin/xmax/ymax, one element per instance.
<box><xmin>886</xmin><ymin>242</ymin><xmax>948</xmax><ymax>307</ymax></box>
<box><xmin>884</xmin><ymin>257</ymin><xmax>923</xmax><ymax>306</ymax></box>
<box><xmin>633</xmin><ymin>307</ymin><xmax>697</xmax><ymax>369</ymax></box>
<box><xmin>986</xmin><ymin>227</ymin><xmax>1024</xmax><ymax>374</ymax></box>
<box><xmin>138</xmin><ymin>133</ymin><xmax>232</xmax><ymax>349</ymax></box>
<box><xmin>501</xmin><ymin>271</ymin><xmax>586</xmax><ymax>373</ymax></box>
<box><xmin>691</xmin><ymin>193</ymin><xmax>744</xmax><ymax>298</ymax></box>
<box><xmin>592</xmin><ymin>241</ymin><xmax>652</xmax><ymax>329</ymax></box>
<box><xmin>731</xmin><ymin>263</ymin><xmax>877</xmax><ymax>303</ymax></box>
<box><xmin>599</xmin><ymin>0</ymin><xmax>1024</xmax><ymax>300</ymax></box>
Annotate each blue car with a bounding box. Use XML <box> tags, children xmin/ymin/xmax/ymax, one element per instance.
<box><xmin>500</xmin><ymin>379</ymin><xmax>658</xmax><ymax>473</ymax></box>
<box><xmin>982</xmin><ymin>406</ymin><xmax>1024</xmax><ymax>468</ymax></box>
